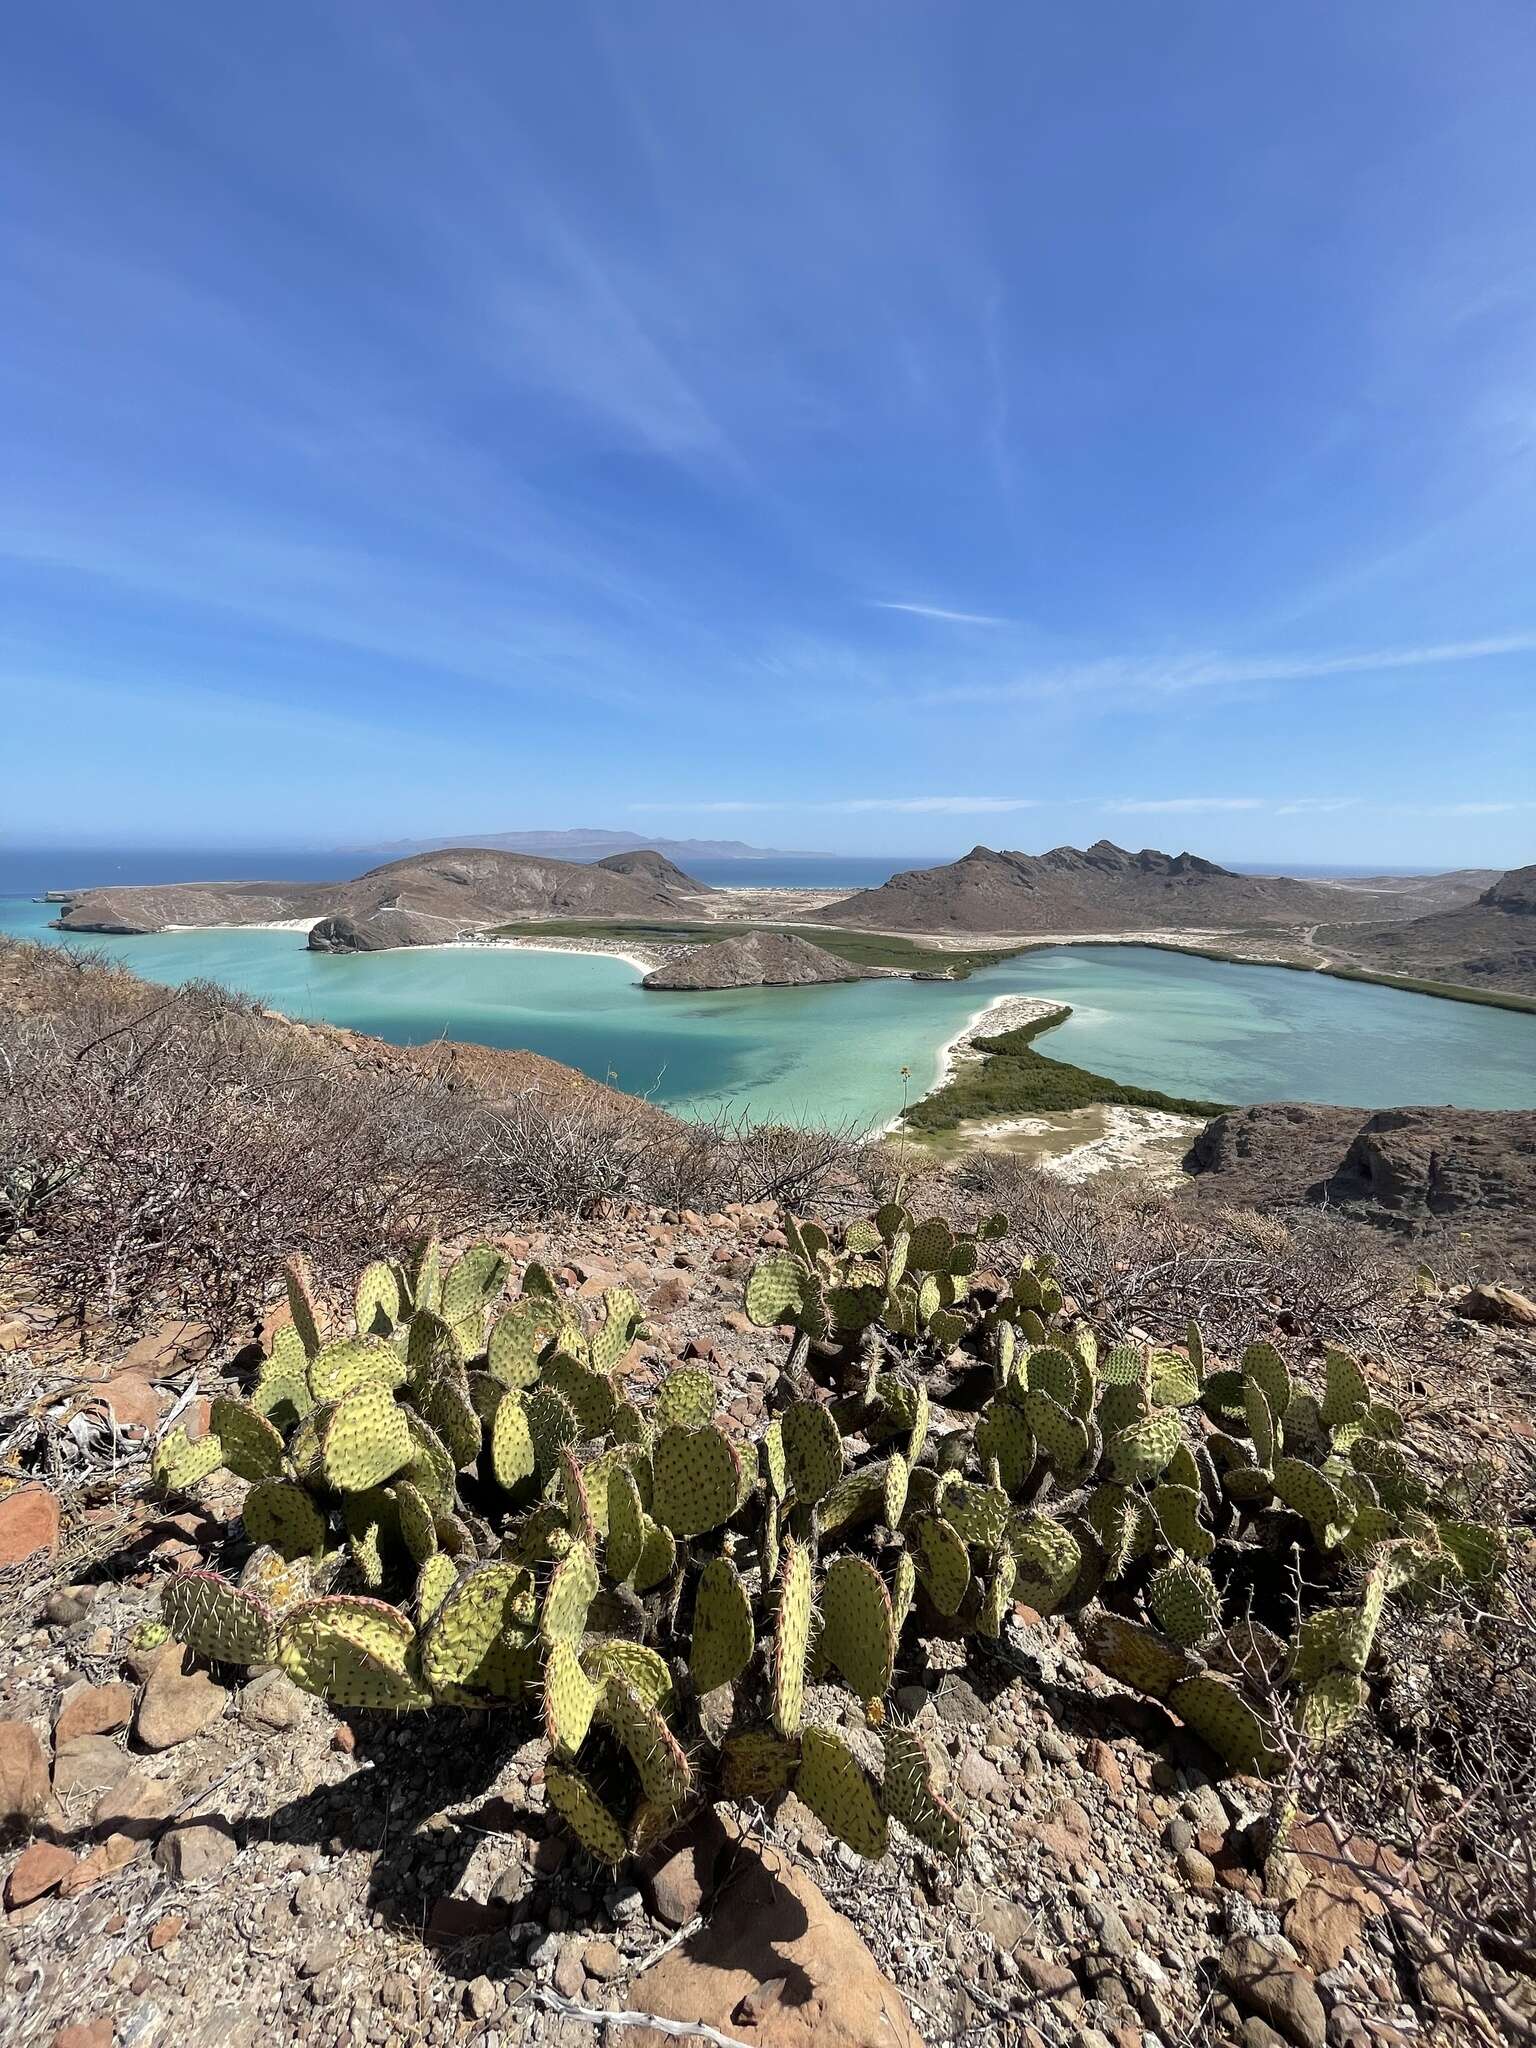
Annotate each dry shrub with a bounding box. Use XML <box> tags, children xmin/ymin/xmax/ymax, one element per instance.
<box><xmin>0</xmin><ymin>939</ymin><xmax>860</xmax><ymax>1336</ymax></box>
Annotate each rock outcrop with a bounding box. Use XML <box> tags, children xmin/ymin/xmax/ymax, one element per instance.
<box><xmin>306</xmin><ymin>909</ymin><xmax>451</xmax><ymax>953</ymax></box>
<box><xmin>1184</xmin><ymin>1101</ymin><xmax>1536</xmax><ymax>1280</ymax></box>
<box><xmin>642</xmin><ymin>931</ymin><xmax>870</xmax><ymax>990</ymax></box>
<box><xmin>818</xmin><ymin>841</ymin><xmax>1415</xmax><ymax>935</ymax></box>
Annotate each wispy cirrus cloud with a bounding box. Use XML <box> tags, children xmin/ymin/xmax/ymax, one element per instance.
<box><xmin>870</xmin><ymin>601</ymin><xmax>1010</xmax><ymax>627</ymax></box>
<box><xmin>1105</xmin><ymin>797</ymin><xmax>1266</xmax><ymax>815</ymax></box>
<box><xmin>924</xmin><ymin>634</ymin><xmax>1536</xmax><ymax>705</ymax></box>
<box><xmin>629</xmin><ymin>795</ymin><xmax>1040</xmax><ymax>815</ymax></box>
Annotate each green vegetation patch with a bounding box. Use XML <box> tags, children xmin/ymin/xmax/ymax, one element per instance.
<box><xmin>903</xmin><ymin>1009</ymin><xmax>1228</xmax><ymax>1131</ymax></box>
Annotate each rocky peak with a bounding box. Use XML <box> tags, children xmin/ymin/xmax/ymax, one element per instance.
<box><xmin>1480</xmin><ymin>863</ymin><xmax>1536</xmax><ymax>914</ymax></box>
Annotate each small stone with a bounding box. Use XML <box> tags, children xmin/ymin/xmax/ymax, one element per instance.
<box><xmin>1179</xmin><ymin>1846</ymin><xmax>1217</xmax><ymax>1891</ymax></box>
<box><xmin>136</xmin><ymin>1647</ymin><xmax>227</xmax><ymax>1750</ymax></box>
<box><xmin>93</xmin><ymin>1766</ymin><xmax>175</xmax><ymax>1840</ymax></box>
<box><xmin>1085</xmin><ymin>1740</ymin><xmax>1124</xmax><ymax>1799</ymax></box>
<box><xmin>300</xmin><ymin>1938</ymin><xmax>345</xmax><ymax>1978</ymax></box>
<box><xmin>956</xmin><ymin>1751</ymin><xmax>1006</xmax><ymax>1801</ymax></box>
<box><xmin>50</xmin><ymin>2023</ymin><xmax>113</xmax><ymax>2048</ymax></box>
<box><xmin>583</xmin><ymin>1939</ymin><xmax>622</xmax><ymax>1980</ymax></box>
<box><xmin>553</xmin><ymin>1945</ymin><xmax>586</xmax><ymax>2000</ymax></box>
<box><xmin>464</xmin><ymin>1976</ymin><xmax>499</xmax><ymax>2019</ymax></box>
<box><xmin>237</xmin><ymin>1672</ymin><xmax>307</xmax><ymax>1732</ymax></box>
<box><xmin>61</xmin><ymin>1832</ymin><xmax>141</xmax><ymax>1895</ymax></box>
<box><xmin>7</xmin><ymin>1840</ymin><xmax>76</xmax><ymax>1906</ymax></box>
<box><xmin>53</xmin><ymin>1734</ymin><xmax>134</xmax><ymax>1808</ymax></box>
<box><xmin>331</xmin><ymin>1723</ymin><xmax>357</xmax><ymax>1755</ymax></box>
<box><xmin>149</xmin><ymin>1914</ymin><xmax>185</xmax><ymax>1951</ymax></box>
<box><xmin>1219</xmin><ymin>1935</ymin><xmax>1327</xmax><ymax>2048</ymax></box>
<box><xmin>155</xmin><ymin>1822</ymin><xmax>235</xmax><ymax>1881</ymax></box>
<box><xmin>44</xmin><ymin>1591</ymin><xmax>92</xmax><ymax>1627</ymax></box>
<box><xmin>0</xmin><ymin>1720</ymin><xmax>50</xmax><ymax>1826</ymax></box>
<box><xmin>55</xmin><ymin>1683</ymin><xmax>135</xmax><ymax>1747</ymax></box>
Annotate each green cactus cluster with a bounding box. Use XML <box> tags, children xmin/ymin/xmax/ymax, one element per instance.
<box><xmin>155</xmin><ymin>1213</ymin><xmax>1507</xmax><ymax>1869</ymax></box>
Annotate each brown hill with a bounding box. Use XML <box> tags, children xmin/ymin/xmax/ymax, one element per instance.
<box><xmin>642</xmin><ymin>931</ymin><xmax>873</xmax><ymax>990</ymax></box>
<box><xmin>1320</xmin><ymin>861</ymin><xmax>1536</xmax><ymax>996</ymax></box>
<box><xmin>596</xmin><ymin>847</ymin><xmax>706</xmax><ymax>892</ymax></box>
<box><xmin>818</xmin><ymin>840</ymin><xmax>1399</xmax><ymax>935</ymax></box>
<box><xmin>53</xmin><ymin>847</ymin><xmax>694</xmax><ymax>943</ymax></box>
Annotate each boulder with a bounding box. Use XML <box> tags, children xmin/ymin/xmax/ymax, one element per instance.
<box><xmin>54</xmin><ymin>1683</ymin><xmax>135</xmax><ymax>1747</ymax></box>
<box><xmin>7</xmin><ymin>1839</ymin><xmax>76</xmax><ymax>1906</ymax></box>
<box><xmin>1218</xmin><ymin>1936</ymin><xmax>1326</xmax><ymax>2048</ymax></box>
<box><xmin>619</xmin><ymin>1834</ymin><xmax>923</xmax><ymax>2048</ymax></box>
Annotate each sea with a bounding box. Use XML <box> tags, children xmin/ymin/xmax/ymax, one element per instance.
<box><xmin>3</xmin><ymin>867</ymin><xmax>1533</xmax><ymax>1130</ymax></box>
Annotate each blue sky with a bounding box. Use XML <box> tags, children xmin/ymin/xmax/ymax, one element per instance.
<box><xmin>3</xmin><ymin>2</ymin><xmax>1534</xmax><ymax>866</ymax></box>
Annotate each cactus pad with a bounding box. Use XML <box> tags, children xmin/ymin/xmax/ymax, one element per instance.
<box><xmin>162</xmin><ymin>1570</ymin><xmax>278</xmax><ymax>1664</ymax></box>
<box><xmin>821</xmin><ymin>1555</ymin><xmax>896</xmax><ymax>1702</ymax></box>
<box><xmin>1081</xmin><ymin>1612</ymin><xmax>1191</xmax><ymax>1699</ymax></box>
<box><xmin>543</xmin><ymin>1639</ymin><xmax>599</xmax><ymax>1753</ymax></box>
<box><xmin>491</xmin><ymin>1391</ymin><xmax>536</xmax><ymax>1490</ymax></box>
<box><xmin>1170</xmin><ymin>1674</ymin><xmax>1278</xmax><ymax>1776</ymax></box>
<box><xmin>284</xmin><ymin>1255</ymin><xmax>326</xmax><ymax>1357</ymax></box>
<box><xmin>424</xmin><ymin>1564</ymin><xmax>538</xmax><ymax>1701</ymax></box>
<box><xmin>691</xmin><ymin>1556</ymin><xmax>756</xmax><ymax>1693</ymax></box>
<box><xmin>796</xmin><ymin>1727</ymin><xmax>888</xmax><ymax>1860</ymax></box>
<box><xmin>913</xmin><ymin>1513</ymin><xmax>971</xmax><ymax>1616</ymax></box>
<box><xmin>1104</xmin><ymin>1408</ymin><xmax>1180</xmax><ymax>1485</ymax></box>
<box><xmin>745</xmin><ymin>1254</ymin><xmax>810</xmax><ymax>1328</ymax></box>
<box><xmin>544</xmin><ymin>1765</ymin><xmax>628</xmax><ymax>1865</ymax></box>
<box><xmin>654</xmin><ymin>1367</ymin><xmax>715</xmax><ymax>1431</ymax></box>
<box><xmin>780</xmin><ymin>1401</ymin><xmax>845</xmax><ymax>1507</ymax></box>
<box><xmin>652</xmin><ymin>1425</ymin><xmax>741</xmax><ymax>1537</ymax></box>
<box><xmin>278</xmin><ymin>1595</ymin><xmax>429</xmax><ymax>1710</ymax></box>
<box><xmin>1274</xmin><ymin>1457</ymin><xmax>1355</xmax><ymax>1551</ymax></box>
<box><xmin>881</xmin><ymin>1727</ymin><xmax>961</xmax><ymax>1856</ymax></box>
<box><xmin>441</xmin><ymin>1244</ymin><xmax>510</xmax><ymax>1323</ymax></box>
<box><xmin>318</xmin><ymin>1383</ymin><xmax>411</xmax><ymax>1493</ymax></box>
<box><xmin>582</xmin><ymin>1638</ymin><xmax>675</xmax><ymax>1712</ymax></box>
<box><xmin>1148</xmin><ymin>1560</ymin><xmax>1222</xmax><ymax>1647</ymax></box>
<box><xmin>601</xmin><ymin>1677</ymin><xmax>692</xmax><ymax>1807</ymax></box>
<box><xmin>772</xmin><ymin>1541</ymin><xmax>813</xmax><ymax>1737</ymax></box>
<box><xmin>151</xmin><ymin>1422</ymin><xmax>226</xmax><ymax>1495</ymax></box>
<box><xmin>242</xmin><ymin>1477</ymin><xmax>326</xmax><ymax>1561</ymax></box>
<box><xmin>311</xmin><ymin>1335</ymin><xmax>404</xmax><ymax>1402</ymax></box>
<box><xmin>540</xmin><ymin>1543</ymin><xmax>599</xmax><ymax>1647</ymax></box>
<box><xmin>209</xmin><ymin>1398</ymin><xmax>288</xmax><ymax>1484</ymax></box>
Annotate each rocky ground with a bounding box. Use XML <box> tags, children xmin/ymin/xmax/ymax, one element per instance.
<box><xmin>3</xmin><ymin>1201</ymin><xmax>1532</xmax><ymax>2048</ymax></box>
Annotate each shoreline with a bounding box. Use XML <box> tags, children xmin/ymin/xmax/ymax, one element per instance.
<box><xmin>883</xmin><ymin>992</ymin><xmax>1072</xmax><ymax>1135</ymax></box>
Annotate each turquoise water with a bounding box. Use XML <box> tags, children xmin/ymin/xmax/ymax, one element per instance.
<box><xmin>3</xmin><ymin>896</ymin><xmax>1532</xmax><ymax>1127</ymax></box>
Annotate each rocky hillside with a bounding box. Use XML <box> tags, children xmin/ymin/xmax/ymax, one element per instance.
<box><xmin>1184</xmin><ymin>1099</ymin><xmax>1536</xmax><ymax>1281</ymax></box>
<box><xmin>1321</xmin><ymin>861</ymin><xmax>1536</xmax><ymax>996</ymax></box>
<box><xmin>642</xmin><ymin>930</ymin><xmax>873</xmax><ymax>990</ymax></box>
<box><xmin>54</xmin><ymin>848</ymin><xmax>697</xmax><ymax>944</ymax></box>
<box><xmin>819</xmin><ymin>841</ymin><xmax>1415</xmax><ymax>935</ymax></box>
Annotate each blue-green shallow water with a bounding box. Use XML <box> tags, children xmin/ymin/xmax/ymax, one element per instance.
<box><xmin>2</xmin><ymin>897</ymin><xmax>1532</xmax><ymax>1128</ymax></box>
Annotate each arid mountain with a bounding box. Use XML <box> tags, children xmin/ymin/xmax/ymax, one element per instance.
<box><xmin>642</xmin><ymin>931</ymin><xmax>873</xmax><ymax>990</ymax></box>
<box><xmin>817</xmin><ymin>840</ymin><xmax>1405</xmax><ymax>934</ymax></box>
<box><xmin>596</xmin><ymin>848</ymin><xmax>706</xmax><ymax>892</ymax></box>
<box><xmin>54</xmin><ymin>847</ymin><xmax>697</xmax><ymax>942</ymax></box>
<box><xmin>345</xmin><ymin>827</ymin><xmax>797</xmax><ymax>861</ymax></box>
<box><xmin>1321</xmin><ymin>862</ymin><xmax>1536</xmax><ymax>996</ymax></box>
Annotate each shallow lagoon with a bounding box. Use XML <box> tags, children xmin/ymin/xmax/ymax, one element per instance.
<box><xmin>3</xmin><ymin>896</ymin><xmax>1533</xmax><ymax>1129</ymax></box>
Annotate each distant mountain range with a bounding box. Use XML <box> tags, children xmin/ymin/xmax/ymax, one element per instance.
<box><xmin>816</xmin><ymin>840</ymin><xmax>1454</xmax><ymax>933</ymax></box>
<box><xmin>347</xmin><ymin>828</ymin><xmax>813</xmax><ymax>862</ymax></box>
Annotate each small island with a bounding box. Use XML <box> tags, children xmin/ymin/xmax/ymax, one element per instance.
<box><xmin>641</xmin><ymin>930</ymin><xmax>875</xmax><ymax>990</ymax></box>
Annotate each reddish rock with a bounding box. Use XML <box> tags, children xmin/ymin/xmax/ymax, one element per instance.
<box><xmin>7</xmin><ymin>1840</ymin><xmax>76</xmax><ymax>1906</ymax></box>
<box><xmin>51</xmin><ymin>2024</ymin><xmax>114</xmax><ymax>2048</ymax></box>
<box><xmin>114</xmin><ymin>1322</ymin><xmax>215</xmax><ymax>1374</ymax></box>
<box><xmin>640</xmin><ymin>1806</ymin><xmax>734</xmax><ymax>1928</ymax></box>
<box><xmin>61</xmin><ymin>1832</ymin><xmax>142</xmax><ymax>1895</ymax></box>
<box><xmin>1086</xmin><ymin>1740</ymin><xmax>1125</xmax><ymax>1799</ymax></box>
<box><xmin>1285</xmin><ymin>1877</ymin><xmax>1373</xmax><ymax>1973</ymax></box>
<box><xmin>619</xmin><ymin>1836</ymin><xmax>923</xmax><ymax>2048</ymax></box>
<box><xmin>95</xmin><ymin>1374</ymin><xmax>166</xmax><ymax>1431</ymax></box>
<box><xmin>0</xmin><ymin>1486</ymin><xmax>61</xmax><ymax>1567</ymax></box>
<box><xmin>92</xmin><ymin>1766</ymin><xmax>175</xmax><ymax>1840</ymax></box>
<box><xmin>135</xmin><ymin>1646</ymin><xmax>227</xmax><ymax>1750</ymax></box>
<box><xmin>149</xmin><ymin>1913</ymin><xmax>185</xmax><ymax>1950</ymax></box>
<box><xmin>54</xmin><ymin>1684</ymin><xmax>136</xmax><ymax>1747</ymax></box>
<box><xmin>0</xmin><ymin>1719</ymin><xmax>50</xmax><ymax>1826</ymax></box>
